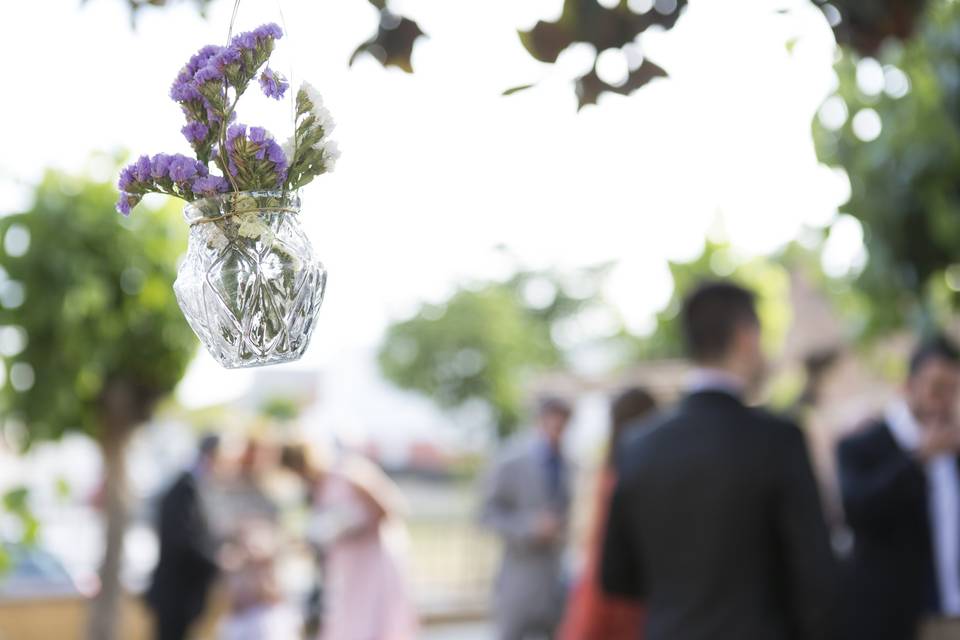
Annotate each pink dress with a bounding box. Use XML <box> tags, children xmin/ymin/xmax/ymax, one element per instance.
<box><xmin>316</xmin><ymin>472</ymin><xmax>419</xmax><ymax>640</ymax></box>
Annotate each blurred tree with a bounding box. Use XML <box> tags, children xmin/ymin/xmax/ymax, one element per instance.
<box><xmin>378</xmin><ymin>264</ymin><xmax>614</xmax><ymax>438</ymax></box>
<box><xmin>813</xmin><ymin>0</ymin><xmax>960</xmax><ymax>336</ymax></box>
<box><xmin>259</xmin><ymin>395</ymin><xmax>300</xmax><ymax>423</ymax></box>
<box><xmin>0</xmin><ymin>171</ymin><xmax>196</xmax><ymax>640</ymax></box>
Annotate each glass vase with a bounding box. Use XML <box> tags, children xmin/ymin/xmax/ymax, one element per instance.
<box><xmin>173</xmin><ymin>190</ymin><xmax>327</xmax><ymax>369</ymax></box>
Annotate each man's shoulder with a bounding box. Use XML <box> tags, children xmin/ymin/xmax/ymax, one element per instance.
<box><xmin>162</xmin><ymin>470</ymin><xmax>197</xmax><ymax>501</ymax></box>
<box><xmin>837</xmin><ymin>417</ymin><xmax>892</xmax><ymax>453</ymax></box>
<box><xmin>492</xmin><ymin>433</ymin><xmax>539</xmax><ymax>468</ymax></box>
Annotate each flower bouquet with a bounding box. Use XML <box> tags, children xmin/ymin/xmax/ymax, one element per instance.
<box><xmin>118</xmin><ymin>23</ymin><xmax>337</xmax><ymax>368</ymax></box>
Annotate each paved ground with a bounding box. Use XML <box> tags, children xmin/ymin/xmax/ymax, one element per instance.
<box><xmin>422</xmin><ymin>621</ymin><xmax>491</xmax><ymax>639</ymax></box>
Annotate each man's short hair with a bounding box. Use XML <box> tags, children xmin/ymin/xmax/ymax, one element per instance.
<box><xmin>538</xmin><ymin>395</ymin><xmax>572</xmax><ymax>418</ymax></box>
<box><xmin>198</xmin><ymin>433</ymin><xmax>220</xmax><ymax>460</ymax></box>
<box><xmin>909</xmin><ymin>333</ymin><xmax>960</xmax><ymax>377</ymax></box>
<box><xmin>680</xmin><ymin>280</ymin><xmax>759</xmax><ymax>363</ymax></box>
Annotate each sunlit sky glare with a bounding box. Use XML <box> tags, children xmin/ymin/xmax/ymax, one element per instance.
<box><xmin>1</xmin><ymin>0</ymin><xmax>854</xmax><ymax>408</ymax></box>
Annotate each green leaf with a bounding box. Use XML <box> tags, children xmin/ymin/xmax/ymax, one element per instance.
<box><xmin>502</xmin><ymin>84</ymin><xmax>536</xmax><ymax>97</ymax></box>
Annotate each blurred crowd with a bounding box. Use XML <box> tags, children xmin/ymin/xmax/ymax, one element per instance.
<box><xmin>145</xmin><ymin>435</ymin><xmax>417</xmax><ymax>640</ymax></box>
<box><xmin>478</xmin><ymin>280</ymin><xmax>960</xmax><ymax>640</ymax></box>
<box><xmin>144</xmin><ymin>278</ymin><xmax>960</xmax><ymax>640</ymax></box>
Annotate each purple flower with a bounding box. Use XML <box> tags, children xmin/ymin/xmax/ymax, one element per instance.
<box><xmin>249</xmin><ymin>126</ymin><xmax>268</xmax><ymax>144</ymax></box>
<box><xmin>232</xmin><ymin>31</ymin><xmax>258</xmax><ymax>50</ymax></box>
<box><xmin>266</xmin><ymin>142</ymin><xmax>286</xmax><ymax>165</ymax></box>
<box><xmin>118</xmin><ymin>166</ymin><xmax>135</xmax><ymax>191</ymax></box>
<box><xmin>181</xmin><ymin>122</ymin><xmax>209</xmax><ymax>145</ymax></box>
<box><xmin>259</xmin><ymin>67</ymin><xmax>288</xmax><ymax>100</ymax></box>
<box><xmin>170</xmin><ymin>75</ymin><xmax>200</xmax><ymax>102</ymax></box>
<box><xmin>132</xmin><ymin>155</ymin><xmax>153</xmax><ymax>182</ymax></box>
<box><xmin>171</xmin><ymin>45</ymin><xmax>223</xmax><ymax>102</ymax></box>
<box><xmin>230</xmin><ymin>22</ymin><xmax>283</xmax><ymax>52</ymax></box>
<box><xmin>188</xmin><ymin>45</ymin><xmax>223</xmax><ymax>74</ymax></box>
<box><xmin>227</xmin><ymin>124</ymin><xmax>247</xmax><ymax>147</ymax></box>
<box><xmin>115</xmin><ymin>192</ymin><xmax>140</xmax><ymax>216</ymax></box>
<box><xmin>211</xmin><ymin>46</ymin><xmax>241</xmax><ymax>72</ymax></box>
<box><xmin>168</xmin><ymin>154</ymin><xmax>202</xmax><ymax>183</ymax></box>
<box><xmin>192</xmin><ymin>175</ymin><xmax>230</xmax><ymax>197</ymax></box>
<box><xmin>223</xmin><ymin>123</ymin><xmax>287</xmax><ymax>187</ymax></box>
<box><xmin>253</xmin><ymin>23</ymin><xmax>283</xmax><ymax>41</ymax></box>
<box><xmin>194</xmin><ymin>65</ymin><xmax>223</xmax><ymax>85</ymax></box>
<box><xmin>150</xmin><ymin>153</ymin><xmax>172</xmax><ymax>179</ymax></box>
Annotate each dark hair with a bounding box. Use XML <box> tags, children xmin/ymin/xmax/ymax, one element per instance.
<box><xmin>197</xmin><ymin>433</ymin><xmax>220</xmax><ymax>460</ymax></box>
<box><xmin>680</xmin><ymin>280</ymin><xmax>758</xmax><ymax>363</ymax></box>
<box><xmin>909</xmin><ymin>334</ymin><xmax>960</xmax><ymax>377</ymax></box>
<box><xmin>538</xmin><ymin>395</ymin><xmax>572</xmax><ymax>418</ymax></box>
<box><xmin>608</xmin><ymin>387</ymin><xmax>657</xmax><ymax>466</ymax></box>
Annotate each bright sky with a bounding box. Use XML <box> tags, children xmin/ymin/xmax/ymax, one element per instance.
<box><xmin>1</xmin><ymin>0</ymin><xmax>852</xmax><ymax>408</ymax></box>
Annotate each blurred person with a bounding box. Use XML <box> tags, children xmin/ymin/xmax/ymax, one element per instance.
<box><xmin>837</xmin><ymin>335</ymin><xmax>960</xmax><ymax>640</ymax></box>
<box><xmin>219</xmin><ymin>521</ymin><xmax>300</xmax><ymax>640</ymax></box>
<box><xmin>211</xmin><ymin>437</ymin><xmax>280</xmax><ymax>537</ymax></box>
<box><xmin>146</xmin><ymin>434</ymin><xmax>223</xmax><ymax>640</ymax></box>
<box><xmin>601</xmin><ymin>281</ymin><xmax>838</xmax><ymax>640</ymax></box>
<box><xmin>282</xmin><ymin>442</ymin><xmax>418</xmax><ymax>640</ymax></box>
<box><xmin>559</xmin><ymin>387</ymin><xmax>657</xmax><ymax>640</ymax></box>
<box><xmin>479</xmin><ymin>396</ymin><xmax>574</xmax><ymax>640</ymax></box>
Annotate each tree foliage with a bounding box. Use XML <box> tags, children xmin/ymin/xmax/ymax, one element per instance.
<box><xmin>378</xmin><ymin>265</ymin><xmax>614</xmax><ymax>437</ymax></box>
<box><xmin>0</xmin><ymin>171</ymin><xmax>196</xmax><ymax>443</ymax></box>
<box><xmin>814</xmin><ymin>0</ymin><xmax>960</xmax><ymax>335</ymax></box>
<box><xmin>0</xmin><ymin>170</ymin><xmax>197</xmax><ymax>639</ymax></box>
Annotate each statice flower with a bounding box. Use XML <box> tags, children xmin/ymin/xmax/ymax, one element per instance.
<box><xmin>225</xmin><ymin>123</ymin><xmax>287</xmax><ymax>188</ymax></box>
<box><xmin>116</xmin><ymin>192</ymin><xmax>138</xmax><ymax>216</ymax></box>
<box><xmin>283</xmin><ymin>81</ymin><xmax>340</xmax><ymax>189</ymax></box>
<box><xmin>150</xmin><ymin>153</ymin><xmax>172</xmax><ymax>179</ymax></box>
<box><xmin>118</xmin><ymin>22</ymin><xmax>340</xmax><ymax>216</ymax></box>
<box><xmin>132</xmin><ymin>155</ymin><xmax>153</xmax><ymax>182</ymax></box>
<box><xmin>181</xmin><ymin>122</ymin><xmax>209</xmax><ymax>146</ymax></box>
<box><xmin>192</xmin><ymin>175</ymin><xmax>230</xmax><ymax>198</ymax></box>
<box><xmin>319</xmin><ymin>139</ymin><xmax>341</xmax><ymax>172</ymax></box>
<box><xmin>168</xmin><ymin>154</ymin><xmax>207</xmax><ymax>184</ymax></box>
<box><xmin>231</xmin><ymin>23</ymin><xmax>284</xmax><ymax>52</ymax></box>
<box><xmin>259</xmin><ymin>67</ymin><xmax>288</xmax><ymax>100</ymax></box>
<box><xmin>259</xmin><ymin>68</ymin><xmax>288</xmax><ymax>100</ymax></box>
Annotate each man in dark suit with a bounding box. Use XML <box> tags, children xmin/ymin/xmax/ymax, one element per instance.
<box><xmin>601</xmin><ymin>280</ymin><xmax>838</xmax><ymax>640</ymax></box>
<box><xmin>146</xmin><ymin>435</ymin><xmax>221</xmax><ymax>640</ymax></box>
<box><xmin>837</xmin><ymin>336</ymin><xmax>960</xmax><ymax>640</ymax></box>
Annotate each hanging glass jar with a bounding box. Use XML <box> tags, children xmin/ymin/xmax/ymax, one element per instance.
<box><xmin>173</xmin><ymin>190</ymin><xmax>327</xmax><ymax>368</ymax></box>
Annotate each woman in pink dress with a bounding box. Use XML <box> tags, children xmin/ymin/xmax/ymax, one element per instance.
<box><xmin>283</xmin><ymin>444</ymin><xmax>419</xmax><ymax>640</ymax></box>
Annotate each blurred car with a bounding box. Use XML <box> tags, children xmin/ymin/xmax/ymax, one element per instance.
<box><xmin>0</xmin><ymin>544</ymin><xmax>81</xmax><ymax>601</ymax></box>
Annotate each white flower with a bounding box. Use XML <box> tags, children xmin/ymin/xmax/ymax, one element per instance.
<box><xmin>282</xmin><ymin>135</ymin><xmax>296</xmax><ymax>164</ymax></box>
<box><xmin>315</xmin><ymin>106</ymin><xmax>336</xmax><ymax>135</ymax></box>
<box><xmin>300</xmin><ymin>81</ymin><xmax>324</xmax><ymax>111</ymax></box>
<box><xmin>300</xmin><ymin>81</ymin><xmax>336</xmax><ymax>134</ymax></box>
<box><xmin>318</xmin><ymin>139</ymin><xmax>340</xmax><ymax>172</ymax></box>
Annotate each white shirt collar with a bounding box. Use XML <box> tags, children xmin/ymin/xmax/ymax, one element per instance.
<box><xmin>884</xmin><ymin>399</ymin><xmax>922</xmax><ymax>452</ymax></box>
<box><xmin>686</xmin><ymin>367</ymin><xmax>745</xmax><ymax>397</ymax></box>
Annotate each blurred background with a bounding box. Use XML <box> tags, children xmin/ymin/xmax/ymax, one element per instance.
<box><xmin>0</xmin><ymin>0</ymin><xmax>957</xmax><ymax>638</ymax></box>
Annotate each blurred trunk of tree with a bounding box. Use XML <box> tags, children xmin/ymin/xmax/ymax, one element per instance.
<box><xmin>87</xmin><ymin>382</ymin><xmax>147</xmax><ymax>640</ymax></box>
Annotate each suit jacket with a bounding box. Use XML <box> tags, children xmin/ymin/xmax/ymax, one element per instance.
<box><xmin>837</xmin><ymin>419</ymin><xmax>940</xmax><ymax>640</ymax></box>
<box><xmin>601</xmin><ymin>390</ymin><xmax>838</xmax><ymax>640</ymax></box>
<box><xmin>479</xmin><ymin>433</ymin><xmax>572</xmax><ymax>631</ymax></box>
<box><xmin>146</xmin><ymin>471</ymin><xmax>219</xmax><ymax>624</ymax></box>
